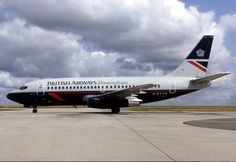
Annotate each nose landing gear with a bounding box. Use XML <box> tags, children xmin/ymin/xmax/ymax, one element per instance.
<box><xmin>24</xmin><ymin>104</ymin><xmax>38</xmax><ymax>113</ymax></box>
<box><xmin>32</xmin><ymin>105</ymin><xmax>38</xmax><ymax>113</ymax></box>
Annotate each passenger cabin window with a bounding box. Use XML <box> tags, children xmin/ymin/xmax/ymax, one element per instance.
<box><xmin>19</xmin><ymin>85</ymin><xmax>28</xmax><ymax>90</ymax></box>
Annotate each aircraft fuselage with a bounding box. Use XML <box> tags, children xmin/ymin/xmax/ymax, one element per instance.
<box><xmin>7</xmin><ymin>76</ymin><xmax>206</xmax><ymax>108</ymax></box>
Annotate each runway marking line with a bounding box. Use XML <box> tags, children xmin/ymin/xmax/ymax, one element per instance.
<box><xmin>113</xmin><ymin>115</ymin><xmax>175</xmax><ymax>161</ymax></box>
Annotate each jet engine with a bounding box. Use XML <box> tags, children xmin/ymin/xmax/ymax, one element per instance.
<box><xmin>85</xmin><ymin>95</ymin><xmax>142</xmax><ymax>108</ymax></box>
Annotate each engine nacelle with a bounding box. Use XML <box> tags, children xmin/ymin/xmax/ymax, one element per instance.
<box><xmin>86</xmin><ymin>97</ymin><xmax>128</xmax><ymax>108</ymax></box>
<box><xmin>86</xmin><ymin>96</ymin><xmax>142</xmax><ymax>108</ymax></box>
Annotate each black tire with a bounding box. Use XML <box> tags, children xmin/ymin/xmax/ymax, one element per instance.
<box><xmin>111</xmin><ymin>107</ymin><xmax>120</xmax><ymax>114</ymax></box>
<box><xmin>32</xmin><ymin>108</ymin><xmax>38</xmax><ymax>113</ymax></box>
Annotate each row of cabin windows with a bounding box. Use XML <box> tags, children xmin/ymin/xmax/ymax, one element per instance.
<box><xmin>47</xmin><ymin>84</ymin><xmax>160</xmax><ymax>90</ymax></box>
<box><xmin>47</xmin><ymin>85</ymin><xmax>133</xmax><ymax>90</ymax></box>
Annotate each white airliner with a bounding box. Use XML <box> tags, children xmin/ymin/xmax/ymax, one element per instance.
<box><xmin>7</xmin><ymin>35</ymin><xmax>229</xmax><ymax>113</ymax></box>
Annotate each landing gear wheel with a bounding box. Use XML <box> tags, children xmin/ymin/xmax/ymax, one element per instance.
<box><xmin>32</xmin><ymin>105</ymin><xmax>38</xmax><ymax>113</ymax></box>
<box><xmin>32</xmin><ymin>109</ymin><xmax>38</xmax><ymax>113</ymax></box>
<box><xmin>111</xmin><ymin>107</ymin><xmax>120</xmax><ymax>114</ymax></box>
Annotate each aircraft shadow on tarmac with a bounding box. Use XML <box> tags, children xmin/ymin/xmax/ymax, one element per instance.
<box><xmin>45</xmin><ymin>111</ymin><xmax>133</xmax><ymax>117</ymax></box>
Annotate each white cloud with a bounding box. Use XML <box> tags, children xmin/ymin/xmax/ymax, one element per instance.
<box><xmin>219</xmin><ymin>13</ymin><xmax>236</xmax><ymax>31</ymax></box>
<box><xmin>0</xmin><ymin>18</ymin><xmax>120</xmax><ymax>78</ymax></box>
<box><xmin>0</xmin><ymin>0</ymin><xmax>218</xmax><ymax>62</ymax></box>
<box><xmin>0</xmin><ymin>70</ymin><xmax>35</xmax><ymax>88</ymax></box>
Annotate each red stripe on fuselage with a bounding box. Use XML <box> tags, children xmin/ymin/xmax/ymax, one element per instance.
<box><xmin>48</xmin><ymin>93</ymin><xmax>65</xmax><ymax>101</ymax></box>
<box><xmin>187</xmin><ymin>61</ymin><xmax>206</xmax><ymax>72</ymax></box>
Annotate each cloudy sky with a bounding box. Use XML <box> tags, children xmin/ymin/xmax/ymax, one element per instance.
<box><xmin>0</xmin><ymin>0</ymin><xmax>235</xmax><ymax>105</ymax></box>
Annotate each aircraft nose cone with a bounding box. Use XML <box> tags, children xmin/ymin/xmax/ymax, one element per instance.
<box><xmin>7</xmin><ymin>93</ymin><xmax>14</xmax><ymax>101</ymax></box>
<box><xmin>7</xmin><ymin>92</ymin><xmax>26</xmax><ymax>105</ymax></box>
<box><xmin>7</xmin><ymin>92</ymin><xmax>19</xmax><ymax>102</ymax></box>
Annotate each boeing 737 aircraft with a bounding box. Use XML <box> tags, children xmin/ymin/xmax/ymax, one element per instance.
<box><xmin>7</xmin><ymin>35</ymin><xmax>229</xmax><ymax>113</ymax></box>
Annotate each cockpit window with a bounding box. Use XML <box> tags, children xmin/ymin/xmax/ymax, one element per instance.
<box><xmin>19</xmin><ymin>85</ymin><xmax>28</xmax><ymax>90</ymax></box>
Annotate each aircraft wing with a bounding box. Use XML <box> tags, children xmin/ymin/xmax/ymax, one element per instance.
<box><xmin>191</xmin><ymin>72</ymin><xmax>230</xmax><ymax>83</ymax></box>
<box><xmin>93</xmin><ymin>84</ymin><xmax>155</xmax><ymax>100</ymax></box>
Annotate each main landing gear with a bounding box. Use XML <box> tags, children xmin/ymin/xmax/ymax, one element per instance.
<box><xmin>32</xmin><ymin>105</ymin><xmax>38</xmax><ymax>113</ymax></box>
<box><xmin>111</xmin><ymin>107</ymin><xmax>120</xmax><ymax>114</ymax></box>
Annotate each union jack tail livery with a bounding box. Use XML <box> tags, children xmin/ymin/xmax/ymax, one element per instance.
<box><xmin>170</xmin><ymin>35</ymin><xmax>213</xmax><ymax>78</ymax></box>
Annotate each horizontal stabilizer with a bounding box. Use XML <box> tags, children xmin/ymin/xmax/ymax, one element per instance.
<box><xmin>191</xmin><ymin>72</ymin><xmax>230</xmax><ymax>83</ymax></box>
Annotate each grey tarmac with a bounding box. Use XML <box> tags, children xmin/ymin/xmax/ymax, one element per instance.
<box><xmin>0</xmin><ymin>108</ymin><xmax>236</xmax><ymax>161</ymax></box>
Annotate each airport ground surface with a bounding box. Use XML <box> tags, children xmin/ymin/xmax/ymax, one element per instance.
<box><xmin>0</xmin><ymin>108</ymin><xmax>236</xmax><ymax>161</ymax></box>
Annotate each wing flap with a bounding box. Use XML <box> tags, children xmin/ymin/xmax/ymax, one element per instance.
<box><xmin>94</xmin><ymin>84</ymin><xmax>154</xmax><ymax>100</ymax></box>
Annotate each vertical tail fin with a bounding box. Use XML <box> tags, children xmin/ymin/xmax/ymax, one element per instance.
<box><xmin>169</xmin><ymin>35</ymin><xmax>213</xmax><ymax>78</ymax></box>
